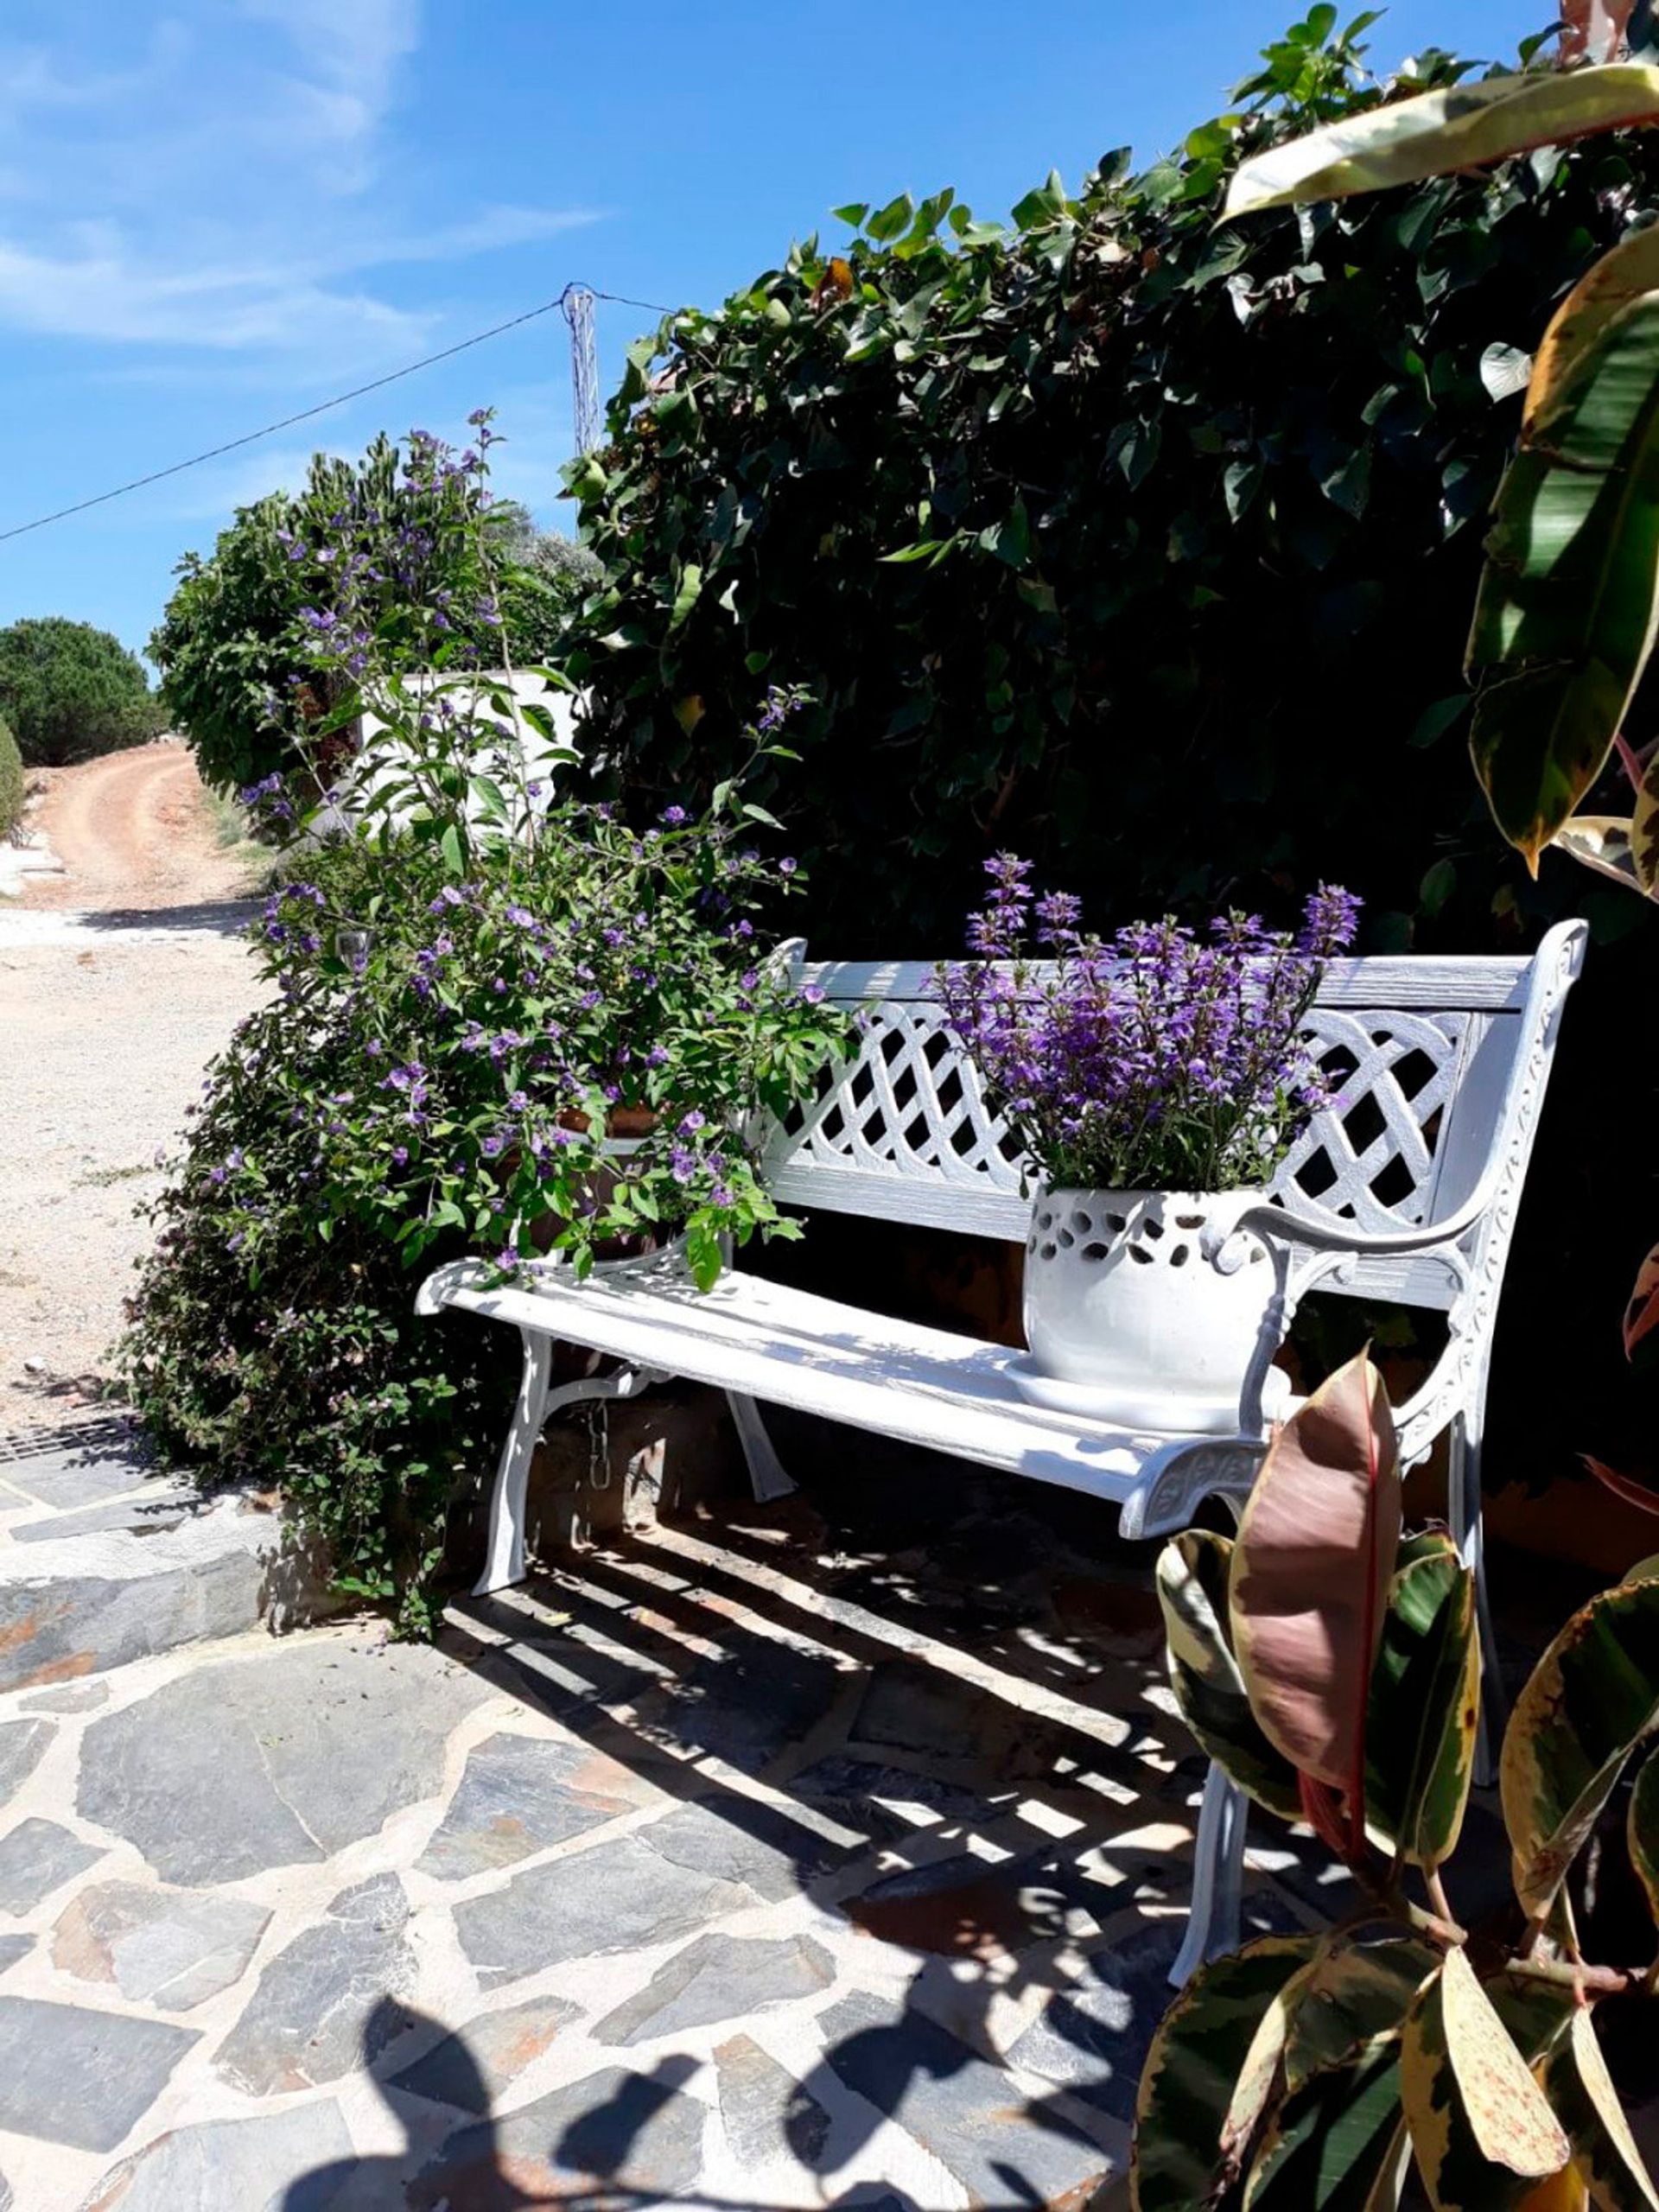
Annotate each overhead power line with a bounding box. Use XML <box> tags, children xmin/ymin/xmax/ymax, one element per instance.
<box><xmin>0</xmin><ymin>281</ymin><xmax>674</xmax><ymax>547</ymax></box>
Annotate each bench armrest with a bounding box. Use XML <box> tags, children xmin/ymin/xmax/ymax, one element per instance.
<box><xmin>1229</xmin><ymin>1185</ymin><xmax>1491</xmax><ymax>1262</ymax></box>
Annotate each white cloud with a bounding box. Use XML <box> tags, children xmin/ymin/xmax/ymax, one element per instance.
<box><xmin>0</xmin><ymin>1</ymin><xmax>600</xmax><ymax>359</ymax></box>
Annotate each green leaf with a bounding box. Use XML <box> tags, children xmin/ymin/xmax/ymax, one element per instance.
<box><xmin>1408</xmin><ymin>696</ymin><xmax>1469</xmax><ymax>749</ymax></box>
<box><xmin>1281</xmin><ymin>1939</ymin><xmax>1438</xmax><ymax>2094</ymax></box>
<box><xmin>1243</xmin><ymin>2044</ymin><xmax>1410</xmax><ymax>2210</ymax></box>
<box><xmin>1465</xmin><ymin>294</ymin><xmax>1659</xmax><ymax>870</ymax></box>
<box><xmin>1400</xmin><ymin>1950</ymin><xmax>1571</xmax><ymax>2211</ymax></box>
<box><xmin>1499</xmin><ymin>1573</ymin><xmax>1659</xmax><ymax>1921</ymax></box>
<box><xmin>439</xmin><ymin>823</ymin><xmax>464</xmax><ymax>876</ymax></box>
<box><xmin>1322</xmin><ymin>445</ymin><xmax>1372</xmax><ymax>518</ymax></box>
<box><xmin>1420</xmin><ymin>858</ymin><xmax>1458</xmax><ymax>918</ymax></box>
<box><xmin>1543</xmin><ymin>2005</ymin><xmax>1659</xmax><ymax>2210</ymax></box>
<box><xmin>1527</xmin><ymin>224</ymin><xmax>1659</xmax><ymax>435</ymax></box>
<box><xmin>1365</xmin><ymin>1548</ymin><xmax>1479</xmax><ymax>1869</ymax></box>
<box><xmin>1230</xmin><ymin>1352</ymin><xmax>1402</xmax><ymax>1808</ymax></box>
<box><xmin>866</xmin><ymin>193</ymin><xmax>914</xmax><ymax>243</ymax></box>
<box><xmin>1131</xmin><ymin>1934</ymin><xmax>1325</xmax><ymax>2212</ymax></box>
<box><xmin>832</xmin><ymin>201</ymin><xmax>868</xmax><ymax>229</ymax></box>
<box><xmin>668</xmin><ymin>562</ymin><xmax>704</xmax><ymax>632</ymax></box>
<box><xmin>980</xmin><ymin>500</ymin><xmax>1031</xmax><ymax>568</ymax></box>
<box><xmin>1224</xmin><ymin>65</ymin><xmax>1659</xmax><ymax>219</ymax></box>
<box><xmin>1630</xmin><ymin>1744</ymin><xmax>1659</xmax><ymax>1928</ymax></box>
<box><xmin>1155</xmin><ymin>1530</ymin><xmax>1302</xmax><ymax>1820</ymax></box>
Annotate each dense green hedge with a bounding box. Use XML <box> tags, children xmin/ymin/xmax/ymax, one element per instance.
<box><xmin>564</xmin><ymin>14</ymin><xmax>1658</xmax><ymax>1494</ymax></box>
<box><xmin>0</xmin><ymin>715</ymin><xmax>23</xmax><ymax>839</ymax></box>
<box><xmin>564</xmin><ymin>19</ymin><xmax>1654</xmax><ymax>961</ymax></box>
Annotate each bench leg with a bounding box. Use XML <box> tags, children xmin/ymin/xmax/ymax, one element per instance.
<box><xmin>476</xmin><ymin>1328</ymin><xmax>555</xmax><ymax>1597</ymax></box>
<box><xmin>727</xmin><ymin>1391</ymin><xmax>795</xmax><ymax>1503</ymax></box>
<box><xmin>474</xmin><ymin>1342</ymin><xmax>669</xmax><ymax>1597</ymax></box>
<box><xmin>1449</xmin><ymin>1385</ymin><xmax>1503</xmax><ymax>1788</ymax></box>
<box><xmin>1169</xmin><ymin>1761</ymin><xmax>1248</xmax><ymax>1988</ymax></box>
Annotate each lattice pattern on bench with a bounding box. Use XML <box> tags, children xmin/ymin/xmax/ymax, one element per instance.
<box><xmin>775</xmin><ymin>995</ymin><xmax>1471</xmax><ymax>1236</ymax></box>
<box><xmin>1276</xmin><ymin>1007</ymin><xmax>1468</xmax><ymax>1234</ymax></box>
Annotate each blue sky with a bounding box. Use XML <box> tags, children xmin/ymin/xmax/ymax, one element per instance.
<box><xmin>2</xmin><ymin>1</ymin><xmax>1532</xmax><ymax>662</ymax></box>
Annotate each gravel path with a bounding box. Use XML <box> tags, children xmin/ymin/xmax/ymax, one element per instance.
<box><xmin>0</xmin><ymin>747</ymin><xmax>264</xmax><ymax>1429</ymax></box>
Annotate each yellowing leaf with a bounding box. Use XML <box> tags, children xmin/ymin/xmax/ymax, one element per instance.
<box><xmin>1501</xmin><ymin>1575</ymin><xmax>1659</xmax><ymax>1920</ymax></box>
<box><xmin>1156</xmin><ymin>1530</ymin><xmax>1301</xmax><ymax>1819</ymax></box>
<box><xmin>1552</xmin><ymin>817</ymin><xmax>1659</xmax><ymax>899</ymax></box>
<box><xmin>1231</xmin><ymin>1352</ymin><xmax>1401</xmax><ymax>1808</ymax></box>
<box><xmin>1544</xmin><ymin>2005</ymin><xmax>1659</xmax><ymax>2210</ymax></box>
<box><xmin>1402</xmin><ymin>1950</ymin><xmax>1571</xmax><ymax>2210</ymax></box>
<box><xmin>1519</xmin><ymin>2162</ymin><xmax>1591</xmax><ymax>2210</ymax></box>
<box><xmin>1224</xmin><ymin>66</ymin><xmax>1659</xmax><ymax>219</ymax></box>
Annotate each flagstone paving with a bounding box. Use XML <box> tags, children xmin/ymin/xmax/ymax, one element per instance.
<box><xmin>0</xmin><ymin>1433</ymin><xmax>1363</xmax><ymax>2210</ymax></box>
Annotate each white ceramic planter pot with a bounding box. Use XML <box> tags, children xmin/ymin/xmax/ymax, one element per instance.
<box><xmin>1018</xmin><ymin>1187</ymin><xmax>1280</xmax><ymax>1434</ymax></box>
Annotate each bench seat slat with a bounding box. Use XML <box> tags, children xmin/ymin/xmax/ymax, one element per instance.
<box><xmin>421</xmin><ymin>1258</ymin><xmax>1228</xmax><ymax>1510</ymax></box>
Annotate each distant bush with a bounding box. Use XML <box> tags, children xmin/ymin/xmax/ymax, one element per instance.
<box><xmin>0</xmin><ymin>715</ymin><xmax>23</xmax><ymax>838</ymax></box>
<box><xmin>0</xmin><ymin>618</ymin><xmax>162</xmax><ymax>766</ymax></box>
<box><xmin>149</xmin><ymin>433</ymin><xmax>594</xmax><ymax>800</ymax></box>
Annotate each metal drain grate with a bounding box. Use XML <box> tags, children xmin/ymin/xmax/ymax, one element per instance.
<box><xmin>0</xmin><ymin>1409</ymin><xmax>143</xmax><ymax>1465</ymax></box>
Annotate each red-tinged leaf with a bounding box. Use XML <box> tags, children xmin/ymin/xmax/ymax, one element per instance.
<box><xmin>1560</xmin><ymin>0</ymin><xmax>1636</xmax><ymax>65</ymax></box>
<box><xmin>1300</xmin><ymin>1773</ymin><xmax>1353</xmax><ymax>1860</ymax></box>
<box><xmin>1231</xmin><ymin>1354</ymin><xmax>1402</xmax><ymax>1839</ymax></box>
<box><xmin>1583</xmin><ymin>1458</ymin><xmax>1659</xmax><ymax>1519</ymax></box>
<box><xmin>1625</xmin><ymin>1244</ymin><xmax>1659</xmax><ymax>1360</ymax></box>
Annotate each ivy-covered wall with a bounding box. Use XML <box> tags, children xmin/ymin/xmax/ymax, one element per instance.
<box><xmin>565</xmin><ymin>16</ymin><xmax>1658</xmax><ymax>1503</ymax></box>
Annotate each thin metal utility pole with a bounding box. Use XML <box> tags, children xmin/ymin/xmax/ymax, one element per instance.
<box><xmin>563</xmin><ymin>286</ymin><xmax>601</xmax><ymax>457</ymax></box>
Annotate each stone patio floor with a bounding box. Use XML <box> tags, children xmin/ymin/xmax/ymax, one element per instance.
<box><xmin>1</xmin><ymin>1423</ymin><xmax>1529</xmax><ymax>2210</ymax></box>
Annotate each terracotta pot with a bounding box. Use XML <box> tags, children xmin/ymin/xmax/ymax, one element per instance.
<box><xmin>517</xmin><ymin>1108</ymin><xmax>671</xmax><ymax>1262</ymax></box>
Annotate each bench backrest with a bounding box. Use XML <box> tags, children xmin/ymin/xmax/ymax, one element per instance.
<box><xmin>765</xmin><ymin>923</ymin><xmax>1588</xmax><ymax>1318</ymax></box>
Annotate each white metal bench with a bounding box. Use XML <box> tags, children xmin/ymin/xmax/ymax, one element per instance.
<box><xmin>418</xmin><ymin>918</ymin><xmax>1586</xmax><ymax>1978</ymax></box>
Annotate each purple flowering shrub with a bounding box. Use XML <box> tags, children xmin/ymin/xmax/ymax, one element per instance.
<box><xmin>938</xmin><ymin>857</ymin><xmax>1361</xmax><ymax>1192</ymax></box>
<box><xmin>150</xmin><ymin>416</ymin><xmax>587</xmax><ymax>801</ymax></box>
<box><xmin>124</xmin><ymin>420</ymin><xmax>845</xmax><ymax>1627</ymax></box>
<box><xmin>124</xmin><ymin>770</ymin><xmax>843</xmax><ymax>1624</ymax></box>
<box><xmin>250</xmin><ymin>773</ymin><xmax>843</xmax><ymax>1292</ymax></box>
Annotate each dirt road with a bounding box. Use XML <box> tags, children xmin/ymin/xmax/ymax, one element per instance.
<box><xmin>25</xmin><ymin>741</ymin><xmax>257</xmax><ymax>912</ymax></box>
<box><xmin>0</xmin><ymin>745</ymin><xmax>265</xmax><ymax>1429</ymax></box>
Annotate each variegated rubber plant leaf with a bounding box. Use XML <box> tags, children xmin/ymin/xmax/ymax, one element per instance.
<box><xmin>1222</xmin><ymin>64</ymin><xmax>1659</xmax><ymax>218</ymax></box>
<box><xmin>1365</xmin><ymin>1538</ymin><xmax>1480</xmax><ymax>1870</ymax></box>
<box><xmin>1401</xmin><ymin>1948</ymin><xmax>1572</xmax><ymax>2211</ymax></box>
<box><xmin>1131</xmin><ymin>1932</ymin><xmax>1325</xmax><ymax>2212</ymax></box>
<box><xmin>1231</xmin><ymin>1351</ymin><xmax>1401</xmax><ymax>1859</ymax></box>
<box><xmin>1242</xmin><ymin>1938</ymin><xmax>1439</xmax><ymax>2211</ymax></box>
<box><xmin>1155</xmin><ymin>1529</ymin><xmax>1301</xmax><ymax>1820</ymax></box>
<box><xmin>1542</xmin><ymin>2005</ymin><xmax>1659</xmax><ymax>2209</ymax></box>
<box><xmin>1500</xmin><ymin>1575</ymin><xmax>1659</xmax><ymax>1922</ymax></box>
<box><xmin>1630</xmin><ymin>1744</ymin><xmax>1659</xmax><ymax>1929</ymax></box>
